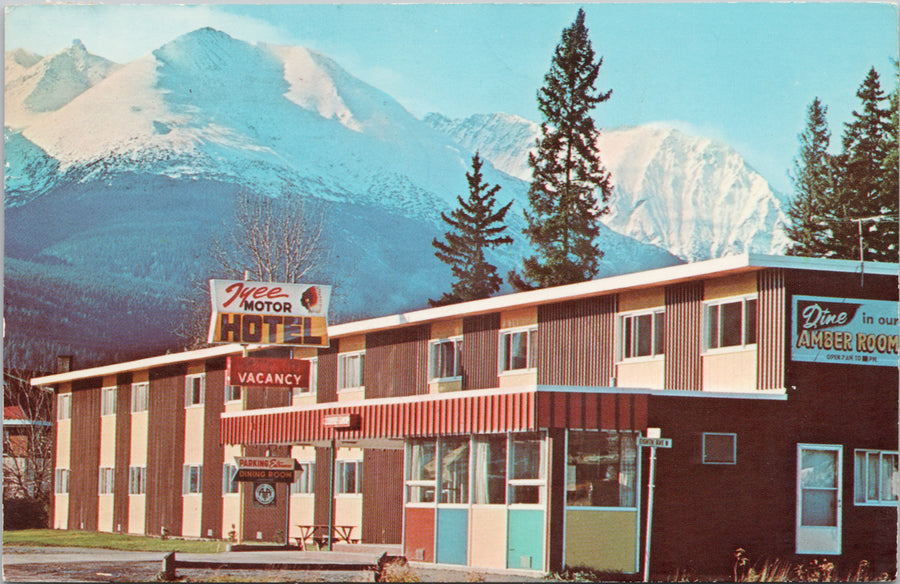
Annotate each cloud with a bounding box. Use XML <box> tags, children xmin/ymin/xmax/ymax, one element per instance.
<box><xmin>5</xmin><ymin>5</ymin><xmax>289</xmax><ymax>62</ymax></box>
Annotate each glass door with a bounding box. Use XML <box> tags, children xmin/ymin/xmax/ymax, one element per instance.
<box><xmin>796</xmin><ymin>444</ymin><xmax>842</xmax><ymax>554</ymax></box>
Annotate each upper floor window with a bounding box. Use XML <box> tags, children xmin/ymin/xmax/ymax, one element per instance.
<box><xmin>500</xmin><ymin>327</ymin><xmax>537</xmax><ymax>373</ymax></box>
<box><xmin>620</xmin><ymin>310</ymin><xmax>665</xmax><ymax>360</ymax></box>
<box><xmin>131</xmin><ymin>382</ymin><xmax>149</xmax><ymax>413</ymax></box>
<box><xmin>429</xmin><ymin>338</ymin><xmax>462</xmax><ymax>380</ymax></box>
<box><xmin>57</xmin><ymin>394</ymin><xmax>71</xmax><ymax>420</ymax></box>
<box><xmin>705</xmin><ymin>296</ymin><xmax>757</xmax><ymax>351</ymax></box>
<box><xmin>185</xmin><ymin>375</ymin><xmax>205</xmax><ymax>407</ymax></box>
<box><xmin>293</xmin><ymin>358</ymin><xmax>318</xmax><ymax>397</ymax></box>
<box><xmin>338</xmin><ymin>352</ymin><xmax>365</xmax><ymax>391</ymax></box>
<box><xmin>101</xmin><ymin>387</ymin><xmax>117</xmax><ymax>416</ymax></box>
<box><xmin>854</xmin><ymin>449</ymin><xmax>898</xmax><ymax>506</ymax></box>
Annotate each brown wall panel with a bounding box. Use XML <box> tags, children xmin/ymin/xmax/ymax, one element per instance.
<box><xmin>664</xmin><ymin>282</ymin><xmax>703</xmax><ymax>390</ymax></box>
<box><xmin>365</xmin><ymin>325</ymin><xmax>429</xmax><ymax>398</ymax></box>
<box><xmin>462</xmin><ymin>313</ymin><xmax>500</xmax><ymax>390</ymax></box>
<box><xmin>757</xmin><ymin>269</ymin><xmax>785</xmax><ymax>390</ymax></box>
<box><xmin>317</xmin><ymin>344</ymin><xmax>339</xmax><ymax>404</ymax></box>
<box><xmin>113</xmin><ymin>373</ymin><xmax>133</xmax><ymax>532</ymax></box>
<box><xmin>201</xmin><ymin>361</ymin><xmax>225</xmax><ymax>539</ymax></box>
<box><xmin>538</xmin><ymin>295</ymin><xmax>616</xmax><ymax>386</ymax></box>
<box><xmin>146</xmin><ymin>365</ymin><xmax>186</xmax><ymax>536</ymax></box>
<box><xmin>361</xmin><ymin>449</ymin><xmax>403</xmax><ymax>544</ymax></box>
<box><xmin>68</xmin><ymin>379</ymin><xmax>101</xmax><ymax>530</ymax></box>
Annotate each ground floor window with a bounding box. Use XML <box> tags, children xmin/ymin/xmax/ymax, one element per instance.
<box><xmin>566</xmin><ymin>430</ymin><xmax>638</xmax><ymax>507</ymax></box>
<box><xmin>336</xmin><ymin>459</ymin><xmax>362</xmax><ymax>494</ymax></box>
<box><xmin>222</xmin><ymin>464</ymin><xmax>238</xmax><ymax>494</ymax></box>
<box><xmin>54</xmin><ymin>468</ymin><xmax>70</xmax><ymax>494</ymax></box>
<box><xmin>509</xmin><ymin>433</ymin><xmax>547</xmax><ymax>505</ymax></box>
<box><xmin>99</xmin><ymin>467</ymin><xmax>115</xmax><ymax>494</ymax></box>
<box><xmin>129</xmin><ymin>466</ymin><xmax>147</xmax><ymax>495</ymax></box>
<box><xmin>292</xmin><ymin>462</ymin><xmax>315</xmax><ymax>494</ymax></box>
<box><xmin>854</xmin><ymin>449</ymin><xmax>899</xmax><ymax>505</ymax></box>
<box><xmin>440</xmin><ymin>437</ymin><xmax>469</xmax><ymax>504</ymax></box>
<box><xmin>183</xmin><ymin>465</ymin><xmax>202</xmax><ymax>494</ymax></box>
<box><xmin>473</xmin><ymin>435</ymin><xmax>507</xmax><ymax>505</ymax></box>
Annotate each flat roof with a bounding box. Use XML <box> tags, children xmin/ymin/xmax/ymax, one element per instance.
<box><xmin>31</xmin><ymin>253</ymin><xmax>897</xmax><ymax>387</ymax></box>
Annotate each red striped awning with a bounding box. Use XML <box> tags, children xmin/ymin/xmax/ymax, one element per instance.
<box><xmin>220</xmin><ymin>388</ymin><xmax>647</xmax><ymax>446</ymax></box>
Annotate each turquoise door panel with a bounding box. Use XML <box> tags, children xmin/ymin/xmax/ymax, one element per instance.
<box><xmin>436</xmin><ymin>508</ymin><xmax>468</xmax><ymax>565</ymax></box>
<box><xmin>507</xmin><ymin>509</ymin><xmax>544</xmax><ymax>570</ymax></box>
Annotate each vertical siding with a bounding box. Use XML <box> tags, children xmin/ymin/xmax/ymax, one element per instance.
<box><xmin>68</xmin><ymin>380</ymin><xmax>101</xmax><ymax>530</ymax></box>
<box><xmin>146</xmin><ymin>366</ymin><xmax>186</xmax><ymax>536</ymax></box>
<box><xmin>113</xmin><ymin>373</ymin><xmax>132</xmax><ymax>532</ymax></box>
<box><xmin>365</xmin><ymin>325</ymin><xmax>429</xmax><ymax>398</ymax></box>
<box><xmin>538</xmin><ymin>295</ymin><xmax>616</xmax><ymax>386</ymax></box>
<box><xmin>757</xmin><ymin>269</ymin><xmax>785</xmax><ymax>390</ymax></box>
<box><xmin>317</xmin><ymin>343</ymin><xmax>339</xmax><ymax>404</ymax></box>
<box><xmin>361</xmin><ymin>449</ymin><xmax>403</xmax><ymax>543</ymax></box>
<box><xmin>664</xmin><ymin>282</ymin><xmax>703</xmax><ymax>390</ymax></box>
<box><xmin>201</xmin><ymin>362</ymin><xmax>225</xmax><ymax>539</ymax></box>
<box><xmin>462</xmin><ymin>313</ymin><xmax>500</xmax><ymax>390</ymax></box>
<box><xmin>313</xmin><ymin>446</ymin><xmax>333</xmax><ymax>526</ymax></box>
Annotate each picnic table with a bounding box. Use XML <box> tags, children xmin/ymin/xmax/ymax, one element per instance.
<box><xmin>294</xmin><ymin>524</ymin><xmax>357</xmax><ymax>550</ymax></box>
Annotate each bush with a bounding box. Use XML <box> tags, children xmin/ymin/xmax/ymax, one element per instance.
<box><xmin>3</xmin><ymin>497</ymin><xmax>49</xmax><ymax>530</ymax></box>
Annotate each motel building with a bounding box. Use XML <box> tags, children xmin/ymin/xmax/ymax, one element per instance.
<box><xmin>32</xmin><ymin>254</ymin><xmax>898</xmax><ymax>578</ymax></box>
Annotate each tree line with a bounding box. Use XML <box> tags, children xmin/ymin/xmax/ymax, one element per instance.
<box><xmin>785</xmin><ymin>66</ymin><xmax>899</xmax><ymax>262</ymax></box>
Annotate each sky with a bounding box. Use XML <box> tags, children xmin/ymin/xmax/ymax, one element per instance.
<box><xmin>4</xmin><ymin>2</ymin><xmax>898</xmax><ymax>193</ymax></box>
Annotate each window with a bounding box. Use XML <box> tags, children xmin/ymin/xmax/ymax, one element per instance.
<box><xmin>509</xmin><ymin>433</ymin><xmax>546</xmax><ymax>504</ymax></box>
<box><xmin>291</xmin><ymin>462</ymin><xmax>315</xmax><ymax>494</ymax></box>
<box><xmin>500</xmin><ymin>327</ymin><xmax>538</xmax><ymax>373</ymax></box>
<box><xmin>54</xmin><ymin>468</ymin><xmax>70</xmax><ymax>494</ymax></box>
<box><xmin>337</xmin><ymin>352</ymin><xmax>365</xmax><ymax>391</ymax></box>
<box><xmin>99</xmin><ymin>467</ymin><xmax>115</xmax><ymax>494</ymax></box>
<box><xmin>854</xmin><ymin>450</ymin><xmax>899</xmax><ymax>506</ymax></box>
<box><xmin>406</xmin><ymin>440</ymin><xmax>436</xmax><ymax>504</ymax></box>
<box><xmin>335</xmin><ymin>459</ymin><xmax>362</xmax><ymax>494</ymax></box>
<box><xmin>129</xmin><ymin>466</ymin><xmax>147</xmax><ymax>495</ymax></box>
<box><xmin>621</xmin><ymin>310</ymin><xmax>665</xmax><ymax>359</ymax></box>
<box><xmin>439</xmin><ymin>436</ymin><xmax>469</xmax><ymax>504</ymax></box>
<box><xmin>473</xmin><ymin>435</ymin><xmax>507</xmax><ymax>505</ymax></box>
<box><xmin>185</xmin><ymin>375</ymin><xmax>205</xmax><ymax>407</ymax></box>
<box><xmin>293</xmin><ymin>358</ymin><xmax>317</xmax><ymax>396</ymax></box>
<box><xmin>225</xmin><ymin>385</ymin><xmax>242</xmax><ymax>402</ymax></box>
<box><xmin>429</xmin><ymin>338</ymin><xmax>462</xmax><ymax>380</ymax></box>
<box><xmin>131</xmin><ymin>382</ymin><xmax>149</xmax><ymax>412</ymax></box>
<box><xmin>101</xmin><ymin>386</ymin><xmax>117</xmax><ymax>416</ymax></box>
<box><xmin>222</xmin><ymin>463</ymin><xmax>239</xmax><ymax>494</ymax></box>
<box><xmin>705</xmin><ymin>296</ymin><xmax>757</xmax><ymax>350</ymax></box>
<box><xmin>703</xmin><ymin>433</ymin><xmax>737</xmax><ymax>465</ymax></box>
<box><xmin>182</xmin><ymin>465</ymin><xmax>202</xmax><ymax>494</ymax></box>
<box><xmin>57</xmin><ymin>394</ymin><xmax>71</xmax><ymax>420</ymax></box>
<box><xmin>566</xmin><ymin>430</ymin><xmax>638</xmax><ymax>507</ymax></box>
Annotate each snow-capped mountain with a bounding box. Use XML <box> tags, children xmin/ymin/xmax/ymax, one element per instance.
<box><xmin>426</xmin><ymin>113</ymin><xmax>790</xmax><ymax>262</ymax></box>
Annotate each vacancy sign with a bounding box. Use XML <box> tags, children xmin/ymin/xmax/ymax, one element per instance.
<box><xmin>208</xmin><ymin>280</ymin><xmax>331</xmax><ymax>347</ymax></box>
<box><xmin>792</xmin><ymin>296</ymin><xmax>898</xmax><ymax>367</ymax></box>
<box><xmin>226</xmin><ymin>356</ymin><xmax>310</xmax><ymax>388</ymax></box>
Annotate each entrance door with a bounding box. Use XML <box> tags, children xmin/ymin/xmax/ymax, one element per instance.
<box><xmin>796</xmin><ymin>444</ymin><xmax>842</xmax><ymax>554</ymax></box>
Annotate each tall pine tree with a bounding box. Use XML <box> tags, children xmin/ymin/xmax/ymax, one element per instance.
<box><xmin>830</xmin><ymin>67</ymin><xmax>894</xmax><ymax>261</ymax></box>
<box><xmin>510</xmin><ymin>8</ymin><xmax>613</xmax><ymax>290</ymax></box>
<box><xmin>430</xmin><ymin>153</ymin><xmax>513</xmax><ymax>307</ymax></box>
<box><xmin>785</xmin><ymin>98</ymin><xmax>834</xmax><ymax>257</ymax></box>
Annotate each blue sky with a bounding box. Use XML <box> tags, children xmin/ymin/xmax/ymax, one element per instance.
<box><xmin>5</xmin><ymin>2</ymin><xmax>898</xmax><ymax>193</ymax></box>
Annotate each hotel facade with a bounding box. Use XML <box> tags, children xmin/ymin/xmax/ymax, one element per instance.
<box><xmin>33</xmin><ymin>254</ymin><xmax>898</xmax><ymax>577</ymax></box>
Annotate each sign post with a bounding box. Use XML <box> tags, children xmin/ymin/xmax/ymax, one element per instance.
<box><xmin>639</xmin><ymin>429</ymin><xmax>672</xmax><ymax>582</ymax></box>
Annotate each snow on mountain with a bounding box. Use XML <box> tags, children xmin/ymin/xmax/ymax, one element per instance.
<box><xmin>426</xmin><ymin>113</ymin><xmax>790</xmax><ymax>262</ymax></box>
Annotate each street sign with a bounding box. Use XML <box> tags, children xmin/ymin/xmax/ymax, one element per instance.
<box><xmin>638</xmin><ymin>437</ymin><xmax>672</xmax><ymax>448</ymax></box>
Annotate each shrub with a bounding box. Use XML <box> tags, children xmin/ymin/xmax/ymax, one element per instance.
<box><xmin>3</xmin><ymin>497</ymin><xmax>49</xmax><ymax>530</ymax></box>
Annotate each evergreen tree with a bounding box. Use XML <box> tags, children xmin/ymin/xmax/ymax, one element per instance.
<box><xmin>510</xmin><ymin>8</ymin><xmax>613</xmax><ymax>290</ymax></box>
<box><xmin>876</xmin><ymin>70</ymin><xmax>899</xmax><ymax>261</ymax></box>
<box><xmin>785</xmin><ymin>98</ymin><xmax>834</xmax><ymax>257</ymax></box>
<box><xmin>830</xmin><ymin>67</ymin><xmax>894</xmax><ymax>261</ymax></box>
<box><xmin>430</xmin><ymin>153</ymin><xmax>513</xmax><ymax>307</ymax></box>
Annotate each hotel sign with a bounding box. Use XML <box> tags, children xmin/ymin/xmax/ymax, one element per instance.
<box><xmin>208</xmin><ymin>280</ymin><xmax>331</xmax><ymax>347</ymax></box>
<box><xmin>226</xmin><ymin>356</ymin><xmax>310</xmax><ymax>388</ymax></box>
<box><xmin>791</xmin><ymin>296</ymin><xmax>898</xmax><ymax>367</ymax></box>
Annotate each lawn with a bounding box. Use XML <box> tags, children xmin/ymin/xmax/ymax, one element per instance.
<box><xmin>3</xmin><ymin>529</ymin><xmax>226</xmax><ymax>553</ymax></box>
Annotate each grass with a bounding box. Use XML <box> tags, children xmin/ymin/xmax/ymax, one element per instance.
<box><xmin>3</xmin><ymin>529</ymin><xmax>226</xmax><ymax>553</ymax></box>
